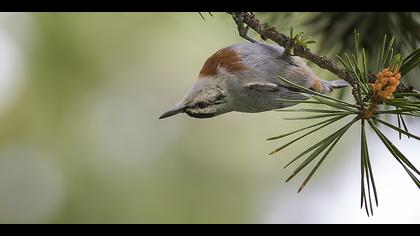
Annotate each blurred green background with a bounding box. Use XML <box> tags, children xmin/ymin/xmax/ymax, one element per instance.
<box><xmin>0</xmin><ymin>12</ymin><xmax>419</xmax><ymax>224</ymax></box>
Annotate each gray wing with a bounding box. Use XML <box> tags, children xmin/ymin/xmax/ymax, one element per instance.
<box><xmin>244</xmin><ymin>82</ymin><xmax>310</xmax><ymax>99</ymax></box>
<box><xmin>233</xmin><ymin>42</ymin><xmax>313</xmax><ymax>89</ymax></box>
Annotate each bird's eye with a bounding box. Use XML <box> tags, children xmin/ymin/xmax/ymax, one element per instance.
<box><xmin>197</xmin><ymin>102</ymin><xmax>208</xmax><ymax>109</ymax></box>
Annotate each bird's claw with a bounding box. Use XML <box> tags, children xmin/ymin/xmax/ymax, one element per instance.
<box><xmin>232</xmin><ymin>12</ymin><xmax>257</xmax><ymax>43</ymax></box>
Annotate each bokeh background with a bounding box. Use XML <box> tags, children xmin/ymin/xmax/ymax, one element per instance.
<box><xmin>0</xmin><ymin>12</ymin><xmax>419</xmax><ymax>224</ymax></box>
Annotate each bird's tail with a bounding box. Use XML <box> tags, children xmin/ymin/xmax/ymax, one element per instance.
<box><xmin>318</xmin><ymin>79</ymin><xmax>350</xmax><ymax>93</ymax></box>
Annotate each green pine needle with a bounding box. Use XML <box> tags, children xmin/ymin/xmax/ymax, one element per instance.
<box><xmin>373</xmin><ymin>117</ymin><xmax>420</xmax><ymax>140</ymax></box>
<box><xmin>368</xmin><ymin>120</ymin><xmax>420</xmax><ymax>188</ymax></box>
<box><xmin>296</xmin><ymin>118</ymin><xmax>357</xmax><ymax>192</ymax></box>
<box><xmin>267</xmin><ymin>115</ymin><xmax>346</xmax><ymax>141</ymax></box>
<box><xmin>360</xmin><ymin>121</ymin><xmax>378</xmax><ymax>216</ymax></box>
<box><xmin>283</xmin><ymin>116</ymin><xmax>350</xmax><ymax>169</ymax></box>
<box><xmin>269</xmin><ymin>115</ymin><xmax>346</xmax><ymax>155</ymax></box>
<box><xmin>400</xmin><ymin>48</ymin><xmax>420</xmax><ymax>76</ymax></box>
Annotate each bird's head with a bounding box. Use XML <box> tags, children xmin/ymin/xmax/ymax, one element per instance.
<box><xmin>159</xmin><ymin>46</ymin><xmax>247</xmax><ymax>119</ymax></box>
<box><xmin>159</xmin><ymin>78</ymin><xmax>231</xmax><ymax>119</ymax></box>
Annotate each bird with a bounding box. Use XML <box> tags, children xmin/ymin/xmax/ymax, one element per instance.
<box><xmin>159</xmin><ymin>42</ymin><xmax>349</xmax><ymax>119</ymax></box>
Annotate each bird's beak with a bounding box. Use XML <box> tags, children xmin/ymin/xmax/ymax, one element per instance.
<box><xmin>159</xmin><ymin>103</ymin><xmax>187</xmax><ymax>119</ymax></box>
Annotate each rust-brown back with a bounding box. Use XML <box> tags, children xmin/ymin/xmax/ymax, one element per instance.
<box><xmin>199</xmin><ymin>47</ymin><xmax>247</xmax><ymax>77</ymax></box>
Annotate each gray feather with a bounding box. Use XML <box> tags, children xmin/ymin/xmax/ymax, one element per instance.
<box><xmin>327</xmin><ymin>80</ymin><xmax>350</xmax><ymax>89</ymax></box>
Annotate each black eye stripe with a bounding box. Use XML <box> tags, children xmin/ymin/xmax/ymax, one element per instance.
<box><xmin>195</xmin><ymin>94</ymin><xmax>226</xmax><ymax>108</ymax></box>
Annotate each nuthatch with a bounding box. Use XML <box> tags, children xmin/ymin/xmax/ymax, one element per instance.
<box><xmin>159</xmin><ymin>42</ymin><xmax>349</xmax><ymax>119</ymax></box>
